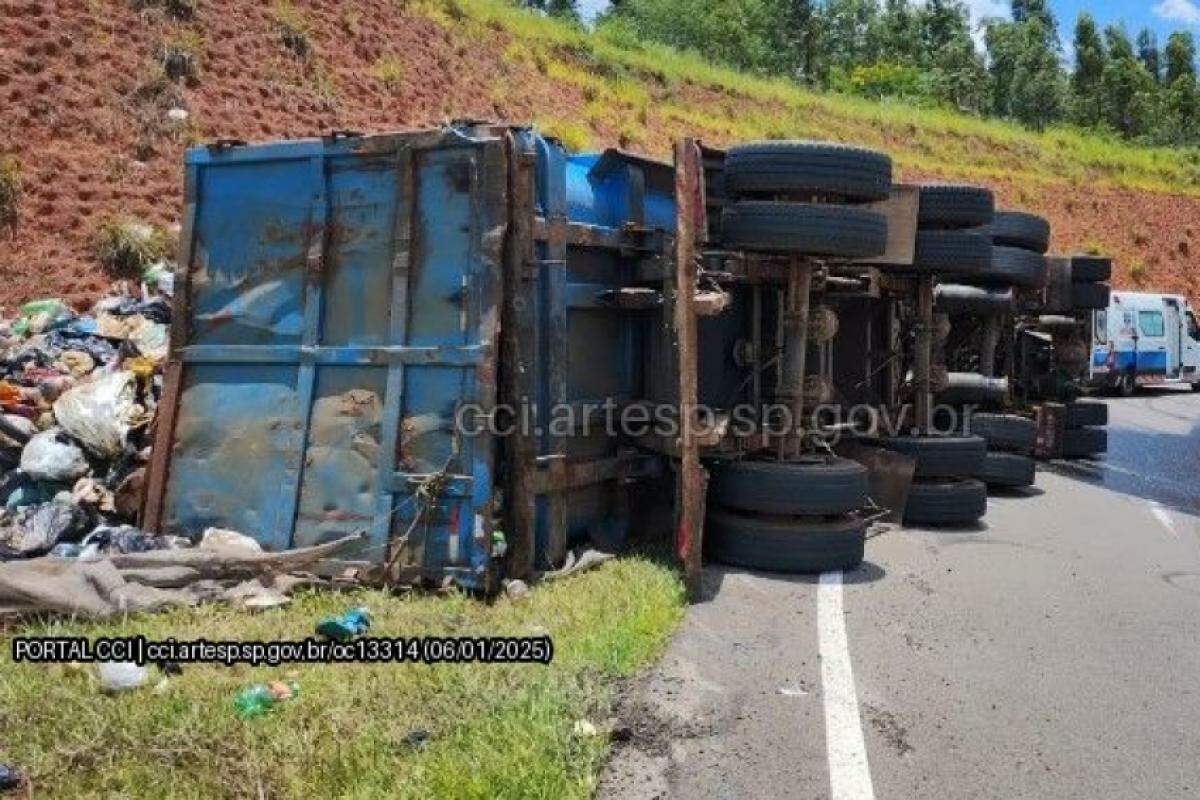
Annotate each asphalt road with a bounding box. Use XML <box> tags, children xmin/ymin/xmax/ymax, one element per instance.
<box><xmin>601</xmin><ymin>387</ymin><xmax>1200</xmax><ymax>799</ymax></box>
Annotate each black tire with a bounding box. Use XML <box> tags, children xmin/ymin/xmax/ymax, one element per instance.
<box><xmin>721</xmin><ymin>201</ymin><xmax>888</xmax><ymax>258</ymax></box>
<box><xmin>1073</xmin><ymin>282</ymin><xmax>1110</xmax><ymax>310</ymax></box>
<box><xmin>912</xmin><ymin>228</ymin><xmax>992</xmax><ymax>274</ymax></box>
<box><xmin>904</xmin><ymin>478</ymin><xmax>988</xmax><ymax>525</ymax></box>
<box><xmin>976</xmin><ymin>451</ymin><xmax>1036</xmax><ymax>488</ymax></box>
<box><xmin>723</xmin><ymin>141</ymin><xmax>893</xmax><ymax>202</ymax></box>
<box><xmin>709</xmin><ymin>456</ymin><xmax>868</xmax><ymax>516</ymax></box>
<box><xmin>1064</xmin><ymin>400</ymin><xmax>1108</xmax><ymax>428</ymax></box>
<box><xmin>860</xmin><ymin>434</ymin><xmax>986</xmax><ymax>478</ymax></box>
<box><xmin>705</xmin><ymin>508</ymin><xmax>865</xmax><ymax>573</ymax></box>
<box><xmin>973</xmin><ymin>246</ymin><xmax>1046</xmax><ymax>288</ymax></box>
<box><xmin>1071</xmin><ymin>255</ymin><xmax>1112</xmax><ymax>283</ymax></box>
<box><xmin>935</xmin><ymin>284</ymin><xmax>1014</xmax><ymax>315</ymax></box>
<box><xmin>1062</xmin><ymin>426</ymin><xmax>1107</xmax><ymax>458</ymax></box>
<box><xmin>966</xmin><ymin>413</ymin><xmax>1036</xmax><ymax>453</ymax></box>
<box><xmin>918</xmin><ymin>184</ymin><xmax>995</xmax><ymax>228</ymax></box>
<box><xmin>989</xmin><ymin>211</ymin><xmax>1050</xmax><ymax>253</ymax></box>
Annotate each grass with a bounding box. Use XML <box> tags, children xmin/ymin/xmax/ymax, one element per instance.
<box><xmin>372</xmin><ymin>55</ymin><xmax>405</xmax><ymax>94</ymax></box>
<box><xmin>0</xmin><ymin>155</ymin><xmax>21</xmax><ymax>233</ymax></box>
<box><xmin>0</xmin><ymin>557</ymin><xmax>684</xmax><ymax>798</ymax></box>
<box><xmin>132</xmin><ymin>0</ymin><xmax>197</xmax><ymax>21</ymax></box>
<box><xmin>92</xmin><ymin>217</ymin><xmax>173</xmax><ymax>277</ymax></box>
<box><xmin>411</xmin><ymin>0</ymin><xmax>1200</xmax><ymax>196</ymax></box>
<box><xmin>158</xmin><ymin>29</ymin><xmax>205</xmax><ymax>84</ymax></box>
<box><xmin>272</xmin><ymin>0</ymin><xmax>312</xmax><ymax>60</ymax></box>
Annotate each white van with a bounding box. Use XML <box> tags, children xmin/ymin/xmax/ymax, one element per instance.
<box><xmin>1091</xmin><ymin>291</ymin><xmax>1200</xmax><ymax>395</ymax></box>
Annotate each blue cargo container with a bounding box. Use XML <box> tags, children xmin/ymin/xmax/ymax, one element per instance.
<box><xmin>143</xmin><ymin>125</ymin><xmax>685</xmax><ymax>590</ymax></box>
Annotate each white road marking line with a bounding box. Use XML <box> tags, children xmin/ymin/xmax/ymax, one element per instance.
<box><xmin>1150</xmin><ymin>503</ymin><xmax>1179</xmax><ymax>538</ymax></box>
<box><xmin>818</xmin><ymin>570</ymin><xmax>876</xmax><ymax>800</ymax></box>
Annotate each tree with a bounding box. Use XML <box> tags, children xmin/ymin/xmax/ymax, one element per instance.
<box><xmin>1102</xmin><ymin>25</ymin><xmax>1158</xmax><ymax>138</ymax></box>
<box><xmin>1165</xmin><ymin>31</ymin><xmax>1197</xmax><ymax>84</ymax></box>
<box><xmin>1163</xmin><ymin>32</ymin><xmax>1199</xmax><ymax>144</ymax></box>
<box><xmin>985</xmin><ymin>9</ymin><xmax>1064</xmax><ymax>129</ymax></box>
<box><xmin>778</xmin><ymin>0</ymin><xmax>826</xmax><ymax>85</ymax></box>
<box><xmin>1070</xmin><ymin>13</ymin><xmax>1107</xmax><ymax>127</ymax></box>
<box><xmin>1012</xmin><ymin>0</ymin><xmax>1056</xmax><ymax>39</ymax></box>
<box><xmin>1137</xmin><ymin>28</ymin><xmax>1161</xmax><ymax>83</ymax></box>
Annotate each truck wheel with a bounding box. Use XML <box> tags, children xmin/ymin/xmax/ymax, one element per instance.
<box><xmin>976</xmin><ymin>451</ymin><xmax>1036</xmax><ymax>488</ymax></box>
<box><xmin>1070</xmin><ymin>255</ymin><xmax>1112</xmax><ymax>283</ymax></box>
<box><xmin>709</xmin><ymin>456</ymin><xmax>868</xmax><ymax>516</ymax></box>
<box><xmin>1062</xmin><ymin>427</ymin><xmax>1108</xmax><ymax>458</ymax></box>
<box><xmin>971</xmin><ymin>246</ymin><xmax>1046</xmax><ymax>288</ymax></box>
<box><xmin>912</xmin><ymin>228</ymin><xmax>992</xmax><ymax>274</ymax></box>
<box><xmin>723</xmin><ymin>141</ymin><xmax>893</xmax><ymax>202</ymax></box>
<box><xmin>705</xmin><ymin>508</ymin><xmax>866</xmax><ymax>573</ymax></box>
<box><xmin>935</xmin><ymin>284</ymin><xmax>1014</xmax><ymax>315</ymax></box>
<box><xmin>917</xmin><ymin>184</ymin><xmax>995</xmax><ymax>228</ymax></box>
<box><xmin>720</xmin><ymin>201</ymin><xmax>888</xmax><ymax>258</ymax></box>
<box><xmin>1115</xmin><ymin>371</ymin><xmax>1136</xmax><ymax>398</ymax></box>
<box><xmin>860</xmin><ymin>434</ymin><xmax>986</xmax><ymax>478</ymax></box>
<box><xmin>1192</xmin><ymin>382</ymin><xmax>1200</xmax><ymax>393</ymax></box>
<box><xmin>904</xmin><ymin>478</ymin><xmax>987</xmax><ymax>526</ymax></box>
<box><xmin>1072</xmin><ymin>282</ymin><xmax>1110</xmax><ymax>310</ymax></box>
<box><xmin>989</xmin><ymin>211</ymin><xmax>1050</xmax><ymax>253</ymax></box>
<box><xmin>966</xmin><ymin>413</ymin><xmax>1036</xmax><ymax>453</ymax></box>
<box><xmin>1064</xmin><ymin>400</ymin><xmax>1108</xmax><ymax>428</ymax></box>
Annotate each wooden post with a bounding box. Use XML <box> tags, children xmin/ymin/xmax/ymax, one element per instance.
<box><xmin>673</xmin><ymin>139</ymin><xmax>707</xmax><ymax>600</ymax></box>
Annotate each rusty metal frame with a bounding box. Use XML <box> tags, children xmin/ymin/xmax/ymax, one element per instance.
<box><xmin>672</xmin><ymin>138</ymin><xmax>708</xmax><ymax>598</ymax></box>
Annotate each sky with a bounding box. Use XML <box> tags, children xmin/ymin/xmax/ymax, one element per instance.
<box><xmin>576</xmin><ymin>0</ymin><xmax>1200</xmax><ymax>62</ymax></box>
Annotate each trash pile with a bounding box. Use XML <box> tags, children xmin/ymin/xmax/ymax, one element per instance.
<box><xmin>0</xmin><ymin>265</ymin><xmax>174</xmax><ymax>561</ymax></box>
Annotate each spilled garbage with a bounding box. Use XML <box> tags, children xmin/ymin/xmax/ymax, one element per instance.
<box><xmin>0</xmin><ymin>271</ymin><xmax>170</xmax><ymax>562</ymax></box>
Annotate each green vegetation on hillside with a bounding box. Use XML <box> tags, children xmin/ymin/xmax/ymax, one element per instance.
<box><xmin>425</xmin><ymin>0</ymin><xmax>1200</xmax><ymax>195</ymax></box>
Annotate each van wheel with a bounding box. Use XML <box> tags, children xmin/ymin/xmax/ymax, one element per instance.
<box><xmin>1192</xmin><ymin>382</ymin><xmax>1200</xmax><ymax>393</ymax></box>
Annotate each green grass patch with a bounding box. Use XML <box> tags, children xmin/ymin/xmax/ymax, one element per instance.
<box><xmin>0</xmin><ymin>557</ymin><xmax>684</xmax><ymax>798</ymax></box>
<box><xmin>411</xmin><ymin>0</ymin><xmax>1200</xmax><ymax>196</ymax></box>
<box><xmin>0</xmin><ymin>154</ymin><xmax>21</xmax><ymax>233</ymax></box>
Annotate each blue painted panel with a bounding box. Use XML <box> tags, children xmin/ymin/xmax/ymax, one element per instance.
<box><xmin>164</xmin><ymin>132</ymin><xmax>504</xmax><ymax>588</ymax></box>
<box><xmin>189</xmin><ymin>158</ymin><xmax>310</xmax><ymax>346</ymax></box>
<box><xmin>321</xmin><ymin>153</ymin><xmax>399</xmax><ymax>346</ymax></box>
<box><xmin>1136</xmin><ymin>349</ymin><xmax>1168</xmax><ymax>374</ymax></box>
<box><xmin>162</xmin><ymin>365</ymin><xmax>303</xmax><ymax>550</ymax></box>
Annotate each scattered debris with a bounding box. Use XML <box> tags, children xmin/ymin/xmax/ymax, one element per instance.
<box><xmin>503</xmin><ymin>578</ymin><xmax>530</xmax><ymax>601</ymax></box>
<box><xmin>200</xmin><ymin>527</ymin><xmax>263</xmax><ymax>555</ymax></box>
<box><xmin>97</xmin><ymin>661</ymin><xmax>149</xmax><ymax>693</ymax></box>
<box><xmin>0</xmin><ymin>280</ymin><xmax>171</xmax><ymax>569</ymax></box>
<box><xmin>315</xmin><ymin>606</ymin><xmax>372</xmax><ymax>641</ymax></box>
<box><xmin>233</xmin><ymin>679</ymin><xmax>300</xmax><ymax>719</ymax></box>
<box><xmin>0</xmin><ymin>763</ymin><xmax>22</xmax><ymax>793</ymax></box>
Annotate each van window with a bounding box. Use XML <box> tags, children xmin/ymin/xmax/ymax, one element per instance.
<box><xmin>1094</xmin><ymin>309</ymin><xmax>1107</xmax><ymax>341</ymax></box>
<box><xmin>1188</xmin><ymin>312</ymin><xmax>1200</xmax><ymax>341</ymax></box>
<box><xmin>1139</xmin><ymin>310</ymin><xmax>1165</xmax><ymax>337</ymax></box>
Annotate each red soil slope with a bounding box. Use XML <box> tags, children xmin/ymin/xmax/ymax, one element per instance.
<box><xmin>0</xmin><ymin>0</ymin><xmax>1197</xmax><ymax>310</ymax></box>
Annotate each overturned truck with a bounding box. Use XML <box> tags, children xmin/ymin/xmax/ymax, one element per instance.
<box><xmin>144</xmin><ymin>125</ymin><xmax>1092</xmax><ymax>593</ymax></box>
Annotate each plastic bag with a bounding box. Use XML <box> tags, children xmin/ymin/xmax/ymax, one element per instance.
<box><xmin>19</xmin><ymin>429</ymin><xmax>90</xmax><ymax>482</ymax></box>
<box><xmin>11</xmin><ymin>299</ymin><xmax>72</xmax><ymax>337</ymax></box>
<box><xmin>52</xmin><ymin>371</ymin><xmax>136</xmax><ymax>458</ymax></box>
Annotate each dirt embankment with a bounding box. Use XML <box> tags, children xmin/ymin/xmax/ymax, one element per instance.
<box><xmin>1</xmin><ymin>0</ymin><xmax>1196</xmax><ymax>310</ymax></box>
